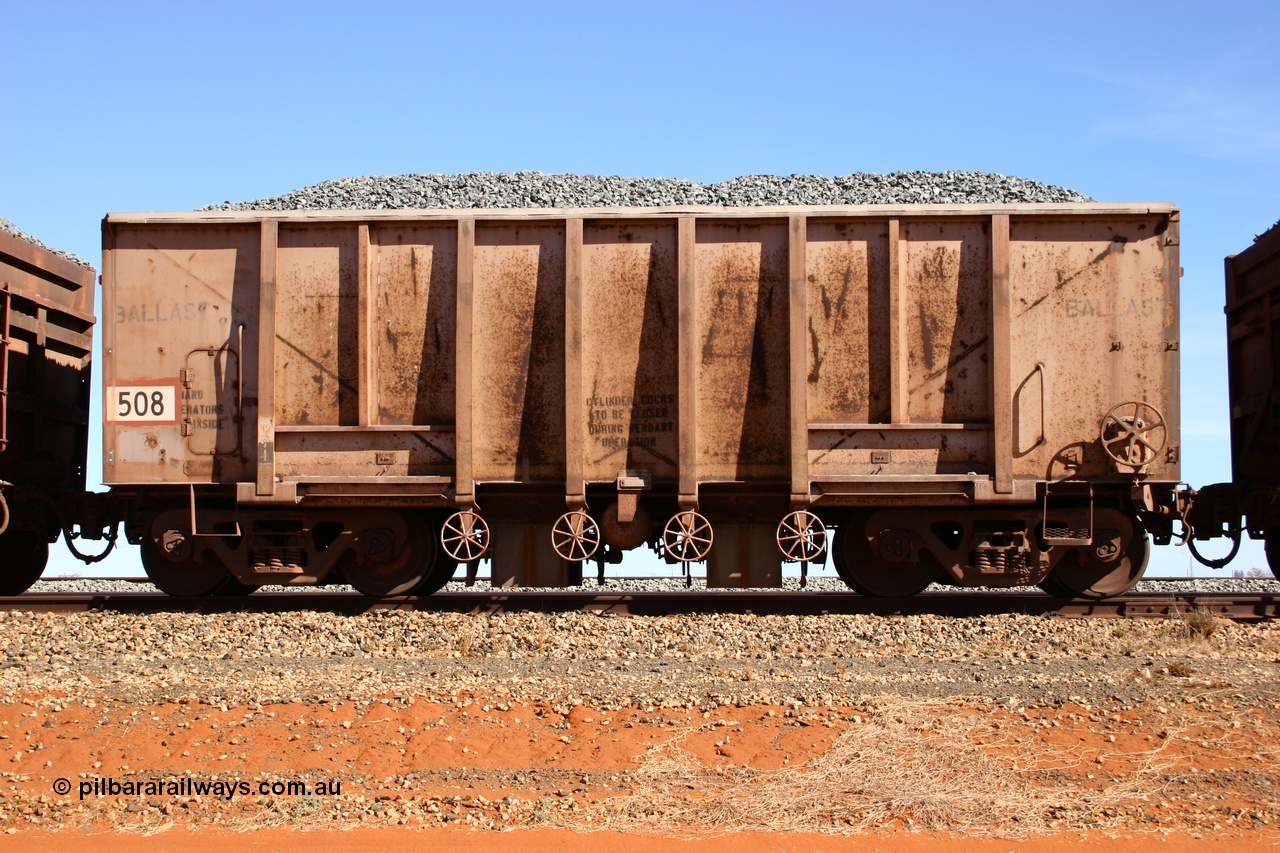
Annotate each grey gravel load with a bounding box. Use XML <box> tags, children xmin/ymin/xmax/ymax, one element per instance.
<box><xmin>0</xmin><ymin>216</ymin><xmax>94</xmax><ymax>269</ymax></box>
<box><xmin>204</xmin><ymin>171</ymin><xmax>1091</xmax><ymax>212</ymax></box>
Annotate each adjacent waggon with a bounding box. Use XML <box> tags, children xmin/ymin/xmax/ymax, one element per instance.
<box><xmin>0</xmin><ymin>228</ymin><xmax>109</xmax><ymax>594</ymax></box>
<box><xmin>87</xmin><ymin>203</ymin><xmax>1182</xmax><ymax>598</ymax></box>
<box><xmin>1187</xmin><ymin>220</ymin><xmax>1280</xmax><ymax>575</ymax></box>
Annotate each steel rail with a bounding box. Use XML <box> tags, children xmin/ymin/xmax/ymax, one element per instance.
<box><xmin>0</xmin><ymin>590</ymin><xmax>1274</xmax><ymax>620</ymax></box>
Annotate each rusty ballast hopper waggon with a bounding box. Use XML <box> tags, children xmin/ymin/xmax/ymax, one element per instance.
<box><xmin>1186</xmin><ymin>220</ymin><xmax>1280</xmax><ymax>576</ymax></box>
<box><xmin>101</xmin><ymin>203</ymin><xmax>1181</xmax><ymax>597</ymax></box>
<box><xmin>0</xmin><ymin>229</ymin><xmax>120</xmax><ymax>594</ymax></box>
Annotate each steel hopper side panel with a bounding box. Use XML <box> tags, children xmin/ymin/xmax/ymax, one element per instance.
<box><xmin>580</xmin><ymin>220</ymin><xmax>679</xmax><ymax>483</ymax></box>
<box><xmin>903</xmin><ymin>219</ymin><xmax>992</xmax><ymax>428</ymax></box>
<box><xmin>471</xmin><ymin>222</ymin><xmax>567</xmax><ymax>483</ymax></box>
<box><xmin>804</xmin><ymin>219</ymin><xmax>891</xmax><ymax>425</ymax></box>
<box><xmin>694</xmin><ymin>220</ymin><xmax>790</xmax><ymax>482</ymax></box>
<box><xmin>103</xmin><ymin>223</ymin><xmax>258</xmax><ymax>485</ymax></box>
<box><xmin>1007</xmin><ymin>215</ymin><xmax>1178</xmax><ymax>482</ymax></box>
<box><xmin>372</xmin><ymin>223</ymin><xmax>458</xmax><ymax>431</ymax></box>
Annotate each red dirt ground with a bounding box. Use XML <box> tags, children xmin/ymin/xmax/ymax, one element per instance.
<box><xmin>0</xmin><ymin>693</ymin><xmax>1276</xmax><ymax>849</ymax></box>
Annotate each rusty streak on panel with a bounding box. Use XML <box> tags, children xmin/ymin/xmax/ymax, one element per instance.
<box><xmin>888</xmin><ymin>218</ymin><xmax>908</xmax><ymax>424</ymax></box>
<box><xmin>789</xmin><ymin>215</ymin><xmax>809</xmax><ymax>503</ymax></box>
<box><xmin>565</xmin><ymin>218</ymin><xmax>584</xmax><ymax>504</ymax></box>
<box><xmin>455</xmin><ymin>218</ymin><xmax>475</xmax><ymax>504</ymax></box>
<box><xmin>357</xmin><ymin>224</ymin><xmax>373</xmax><ymax>427</ymax></box>
<box><xmin>678</xmin><ymin>216</ymin><xmax>697</xmax><ymax>504</ymax></box>
<box><xmin>991</xmin><ymin>213</ymin><xmax>1012</xmax><ymax>494</ymax></box>
<box><xmin>256</xmin><ymin>219</ymin><xmax>278</xmax><ymax>496</ymax></box>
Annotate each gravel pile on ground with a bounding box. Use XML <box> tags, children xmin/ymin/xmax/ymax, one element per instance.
<box><xmin>0</xmin><ymin>216</ymin><xmax>93</xmax><ymax>269</ymax></box>
<box><xmin>0</xmin><ymin>606</ymin><xmax>1276</xmax><ymax>713</ymax></box>
<box><xmin>203</xmin><ymin>171</ymin><xmax>1091</xmax><ymax>212</ymax></box>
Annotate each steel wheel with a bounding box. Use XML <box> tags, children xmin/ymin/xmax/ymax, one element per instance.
<box><xmin>141</xmin><ymin>510</ymin><xmax>240</xmax><ymax>597</ymax></box>
<box><xmin>833</xmin><ymin>513</ymin><xmax>939</xmax><ymax>597</ymax></box>
<box><xmin>441</xmin><ymin>510</ymin><xmax>490</xmax><ymax>562</ymax></box>
<box><xmin>344</xmin><ymin>512</ymin><xmax>433</xmax><ymax>597</ymax></box>
<box><xmin>210</xmin><ymin>576</ymin><xmax>258</xmax><ymax>596</ymax></box>
<box><xmin>776</xmin><ymin>510</ymin><xmax>827</xmax><ymax>562</ymax></box>
<box><xmin>1043</xmin><ymin>512</ymin><xmax>1149</xmax><ymax>599</ymax></box>
<box><xmin>0</xmin><ymin>531</ymin><xmax>49</xmax><ymax>596</ymax></box>
<box><xmin>663</xmin><ymin>510</ymin><xmax>713</xmax><ymax>562</ymax></box>
<box><xmin>1035</xmin><ymin>576</ymin><xmax>1074</xmax><ymax>598</ymax></box>
<box><xmin>1100</xmin><ymin>401</ymin><xmax>1166</xmax><ymax>470</ymax></box>
<box><xmin>412</xmin><ymin>545</ymin><xmax>458</xmax><ymax>596</ymax></box>
<box><xmin>1267</xmin><ymin>530</ymin><xmax>1280</xmax><ymax>581</ymax></box>
<box><xmin>551</xmin><ymin>510</ymin><xmax>600</xmax><ymax>562</ymax></box>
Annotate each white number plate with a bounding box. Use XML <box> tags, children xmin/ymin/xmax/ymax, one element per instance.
<box><xmin>108</xmin><ymin>385</ymin><xmax>179</xmax><ymax>423</ymax></box>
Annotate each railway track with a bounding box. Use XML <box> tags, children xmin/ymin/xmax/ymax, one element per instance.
<box><xmin>0</xmin><ymin>590</ymin><xmax>1274</xmax><ymax>620</ymax></box>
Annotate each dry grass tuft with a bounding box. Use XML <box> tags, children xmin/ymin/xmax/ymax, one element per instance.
<box><xmin>1180</xmin><ymin>607</ymin><xmax>1226</xmax><ymax>641</ymax></box>
<box><xmin>553</xmin><ymin>700</ymin><xmax>1186</xmax><ymax>837</ymax></box>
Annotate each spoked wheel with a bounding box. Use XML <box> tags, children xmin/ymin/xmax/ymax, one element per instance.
<box><xmin>344</xmin><ymin>512</ymin><xmax>434</xmax><ymax>597</ymax></box>
<box><xmin>1041</xmin><ymin>511</ymin><xmax>1149</xmax><ymax>599</ymax></box>
<box><xmin>833</xmin><ymin>513</ymin><xmax>939</xmax><ymax>597</ymax></box>
<box><xmin>1267</xmin><ymin>530</ymin><xmax>1280</xmax><ymax>581</ymax></box>
<box><xmin>441</xmin><ymin>510</ymin><xmax>490</xmax><ymax>563</ymax></box>
<box><xmin>663</xmin><ymin>510</ymin><xmax>714</xmax><ymax>562</ymax></box>
<box><xmin>551</xmin><ymin>510</ymin><xmax>600</xmax><ymax>562</ymax></box>
<box><xmin>0</xmin><ymin>531</ymin><xmax>49</xmax><ymax>596</ymax></box>
<box><xmin>1099</xmin><ymin>401</ymin><xmax>1167</xmax><ymax>471</ymax></box>
<box><xmin>141</xmin><ymin>511</ymin><xmax>242</xmax><ymax>597</ymax></box>
<box><xmin>776</xmin><ymin>510</ymin><xmax>827</xmax><ymax>562</ymax></box>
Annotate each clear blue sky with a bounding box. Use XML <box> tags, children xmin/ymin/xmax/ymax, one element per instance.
<box><xmin>5</xmin><ymin>1</ymin><xmax>1278</xmax><ymax>577</ymax></box>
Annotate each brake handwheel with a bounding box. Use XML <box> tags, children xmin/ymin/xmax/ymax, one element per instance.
<box><xmin>663</xmin><ymin>510</ymin><xmax>714</xmax><ymax>562</ymax></box>
<box><xmin>440</xmin><ymin>510</ymin><xmax>490</xmax><ymax>562</ymax></box>
<box><xmin>1100</xmin><ymin>401</ymin><xmax>1167</xmax><ymax>470</ymax></box>
<box><xmin>776</xmin><ymin>510</ymin><xmax>828</xmax><ymax>562</ymax></box>
<box><xmin>551</xmin><ymin>510</ymin><xmax>600</xmax><ymax>562</ymax></box>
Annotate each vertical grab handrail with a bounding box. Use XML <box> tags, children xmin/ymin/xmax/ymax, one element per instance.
<box><xmin>1031</xmin><ymin>361</ymin><xmax>1046</xmax><ymax>451</ymax></box>
<box><xmin>237</xmin><ymin>323</ymin><xmax>244</xmax><ymax>429</ymax></box>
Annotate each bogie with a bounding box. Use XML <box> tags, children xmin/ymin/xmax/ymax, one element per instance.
<box><xmin>831</xmin><ymin>505</ymin><xmax>1150</xmax><ymax>599</ymax></box>
<box><xmin>138</xmin><ymin>506</ymin><xmax>447</xmax><ymax>597</ymax></box>
<box><xmin>833</xmin><ymin>508</ymin><xmax>1058</xmax><ymax>596</ymax></box>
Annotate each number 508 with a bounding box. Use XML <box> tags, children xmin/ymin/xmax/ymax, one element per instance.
<box><xmin>108</xmin><ymin>385</ymin><xmax>176</xmax><ymax>422</ymax></box>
